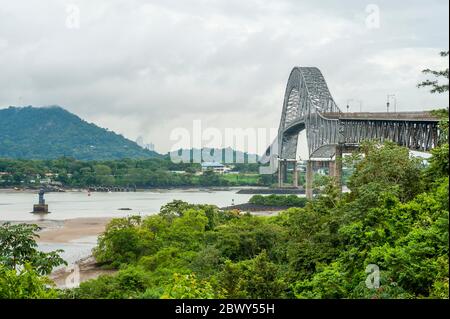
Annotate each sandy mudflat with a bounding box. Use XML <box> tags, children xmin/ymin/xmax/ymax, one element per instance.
<box><xmin>35</xmin><ymin>217</ymin><xmax>112</xmax><ymax>243</ymax></box>
<box><xmin>49</xmin><ymin>256</ymin><xmax>116</xmax><ymax>288</ymax></box>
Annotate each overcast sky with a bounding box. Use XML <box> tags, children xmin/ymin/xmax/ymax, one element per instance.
<box><xmin>0</xmin><ymin>0</ymin><xmax>448</xmax><ymax>154</ymax></box>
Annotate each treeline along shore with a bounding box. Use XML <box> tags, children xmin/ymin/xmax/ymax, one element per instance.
<box><xmin>0</xmin><ymin>157</ymin><xmax>277</xmax><ymax>189</ymax></box>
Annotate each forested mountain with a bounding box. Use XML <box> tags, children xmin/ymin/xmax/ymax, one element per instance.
<box><xmin>0</xmin><ymin>106</ymin><xmax>161</xmax><ymax>160</ymax></box>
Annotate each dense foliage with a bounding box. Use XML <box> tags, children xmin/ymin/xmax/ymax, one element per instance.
<box><xmin>0</xmin><ymin>106</ymin><xmax>160</xmax><ymax>160</ymax></box>
<box><xmin>59</xmin><ymin>141</ymin><xmax>448</xmax><ymax>299</ymax></box>
<box><xmin>0</xmin><ymin>264</ymin><xmax>58</xmax><ymax>299</ymax></box>
<box><xmin>0</xmin><ymin>223</ymin><xmax>66</xmax><ymax>298</ymax></box>
<box><xmin>0</xmin><ymin>223</ymin><xmax>66</xmax><ymax>275</ymax></box>
<box><xmin>0</xmin><ymin>157</ymin><xmax>269</xmax><ymax>188</ymax></box>
<box><xmin>249</xmin><ymin>194</ymin><xmax>308</xmax><ymax>207</ymax></box>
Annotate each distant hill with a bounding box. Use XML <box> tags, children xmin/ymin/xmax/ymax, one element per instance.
<box><xmin>0</xmin><ymin>106</ymin><xmax>162</xmax><ymax>160</ymax></box>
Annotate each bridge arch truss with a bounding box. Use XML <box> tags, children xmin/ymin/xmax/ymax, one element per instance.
<box><xmin>266</xmin><ymin>67</ymin><xmax>440</xmax><ymax>163</ymax></box>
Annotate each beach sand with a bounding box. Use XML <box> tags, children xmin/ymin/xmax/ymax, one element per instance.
<box><xmin>36</xmin><ymin>217</ymin><xmax>112</xmax><ymax>243</ymax></box>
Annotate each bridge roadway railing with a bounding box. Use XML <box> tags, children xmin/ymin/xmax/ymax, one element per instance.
<box><xmin>321</xmin><ymin>112</ymin><xmax>440</xmax><ymax>152</ymax></box>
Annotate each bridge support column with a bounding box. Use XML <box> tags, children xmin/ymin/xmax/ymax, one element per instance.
<box><xmin>329</xmin><ymin>160</ymin><xmax>336</xmax><ymax>178</ymax></box>
<box><xmin>306</xmin><ymin>160</ymin><xmax>313</xmax><ymax>199</ymax></box>
<box><xmin>277</xmin><ymin>159</ymin><xmax>283</xmax><ymax>187</ymax></box>
<box><xmin>278</xmin><ymin>159</ymin><xmax>288</xmax><ymax>187</ymax></box>
<box><xmin>334</xmin><ymin>145</ymin><xmax>343</xmax><ymax>191</ymax></box>
<box><xmin>292</xmin><ymin>160</ymin><xmax>298</xmax><ymax>188</ymax></box>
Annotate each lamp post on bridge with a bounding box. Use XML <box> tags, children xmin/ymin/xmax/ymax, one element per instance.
<box><xmin>387</xmin><ymin>94</ymin><xmax>396</xmax><ymax>112</ymax></box>
<box><xmin>346</xmin><ymin>99</ymin><xmax>353</xmax><ymax>113</ymax></box>
<box><xmin>357</xmin><ymin>100</ymin><xmax>363</xmax><ymax>112</ymax></box>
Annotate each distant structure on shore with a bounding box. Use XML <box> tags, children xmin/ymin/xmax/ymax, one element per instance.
<box><xmin>201</xmin><ymin>161</ymin><xmax>229</xmax><ymax>174</ymax></box>
<box><xmin>32</xmin><ymin>188</ymin><xmax>49</xmax><ymax>214</ymax></box>
<box><xmin>136</xmin><ymin>136</ymin><xmax>155</xmax><ymax>152</ymax></box>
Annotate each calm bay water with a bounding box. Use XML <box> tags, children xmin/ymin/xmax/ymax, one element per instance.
<box><xmin>0</xmin><ymin>188</ymin><xmax>257</xmax><ymax>221</ymax></box>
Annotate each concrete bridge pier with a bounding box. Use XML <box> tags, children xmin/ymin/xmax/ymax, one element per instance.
<box><xmin>305</xmin><ymin>160</ymin><xmax>313</xmax><ymax>199</ymax></box>
<box><xmin>277</xmin><ymin>159</ymin><xmax>283</xmax><ymax>187</ymax></box>
<box><xmin>277</xmin><ymin>158</ymin><xmax>299</xmax><ymax>188</ymax></box>
<box><xmin>329</xmin><ymin>160</ymin><xmax>336</xmax><ymax>179</ymax></box>
<box><xmin>292</xmin><ymin>160</ymin><xmax>298</xmax><ymax>187</ymax></box>
<box><xmin>305</xmin><ymin>145</ymin><xmax>343</xmax><ymax>199</ymax></box>
<box><xmin>334</xmin><ymin>145</ymin><xmax>343</xmax><ymax>191</ymax></box>
<box><xmin>326</xmin><ymin>145</ymin><xmax>343</xmax><ymax>191</ymax></box>
<box><xmin>283</xmin><ymin>160</ymin><xmax>288</xmax><ymax>184</ymax></box>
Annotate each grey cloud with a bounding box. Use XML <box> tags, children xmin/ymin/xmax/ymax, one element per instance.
<box><xmin>0</xmin><ymin>0</ymin><xmax>448</xmax><ymax>153</ymax></box>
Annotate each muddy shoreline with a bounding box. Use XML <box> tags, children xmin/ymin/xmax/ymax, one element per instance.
<box><xmin>49</xmin><ymin>255</ymin><xmax>116</xmax><ymax>289</ymax></box>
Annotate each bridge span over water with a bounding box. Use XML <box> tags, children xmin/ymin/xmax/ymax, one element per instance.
<box><xmin>261</xmin><ymin>67</ymin><xmax>441</xmax><ymax>198</ymax></box>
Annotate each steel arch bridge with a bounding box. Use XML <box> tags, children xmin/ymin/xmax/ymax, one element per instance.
<box><xmin>261</xmin><ymin>67</ymin><xmax>441</xmax><ymax>194</ymax></box>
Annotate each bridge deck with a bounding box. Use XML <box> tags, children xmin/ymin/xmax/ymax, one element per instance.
<box><xmin>322</xmin><ymin>111</ymin><xmax>440</xmax><ymax>122</ymax></box>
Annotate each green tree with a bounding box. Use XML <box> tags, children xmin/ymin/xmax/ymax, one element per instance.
<box><xmin>249</xmin><ymin>194</ymin><xmax>308</xmax><ymax>207</ymax></box>
<box><xmin>216</xmin><ymin>251</ymin><xmax>287</xmax><ymax>299</ymax></box>
<box><xmin>93</xmin><ymin>216</ymin><xmax>156</xmax><ymax>267</ymax></box>
<box><xmin>425</xmin><ymin>143</ymin><xmax>449</xmax><ymax>185</ymax></box>
<box><xmin>0</xmin><ymin>264</ymin><xmax>57</xmax><ymax>299</ymax></box>
<box><xmin>418</xmin><ymin>51</ymin><xmax>449</xmax><ymax>94</ymax></box>
<box><xmin>162</xmin><ymin>273</ymin><xmax>215</xmax><ymax>299</ymax></box>
<box><xmin>347</xmin><ymin>141</ymin><xmax>424</xmax><ymax>202</ymax></box>
<box><xmin>293</xmin><ymin>262</ymin><xmax>349</xmax><ymax>299</ymax></box>
<box><xmin>0</xmin><ymin>223</ymin><xmax>66</xmax><ymax>275</ymax></box>
<box><xmin>70</xmin><ymin>266</ymin><xmax>151</xmax><ymax>299</ymax></box>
